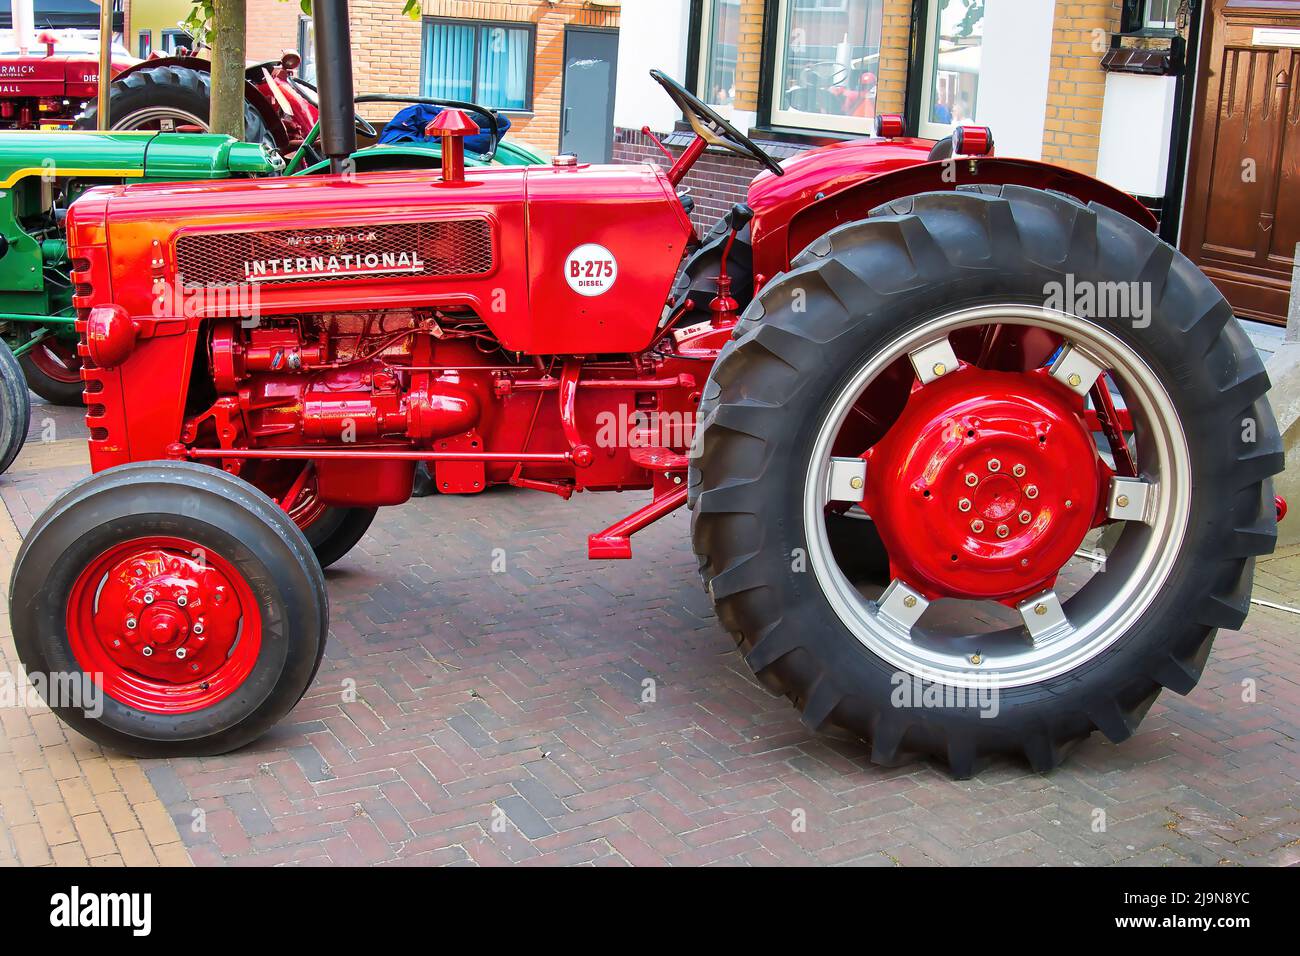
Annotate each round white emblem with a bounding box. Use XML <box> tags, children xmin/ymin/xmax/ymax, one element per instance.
<box><xmin>564</xmin><ymin>243</ymin><xmax>618</xmax><ymax>297</ymax></box>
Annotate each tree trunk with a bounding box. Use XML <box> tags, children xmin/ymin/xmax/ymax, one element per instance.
<box><xmin>209</xmin><ymin>0</ymin><xmax>247</xmax><ymax>140</ymax></box>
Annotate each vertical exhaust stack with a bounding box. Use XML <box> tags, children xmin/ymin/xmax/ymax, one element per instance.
<box><xmin>312</xmin><ymin>0</ymin><xmax>357</xmax><ymax>174</ymax></box>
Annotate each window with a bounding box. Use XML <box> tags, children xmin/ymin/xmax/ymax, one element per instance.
<box><xmin>297</xmin><ymin>16</ymin><xmax>316</xmax><ymax>83</ymax></box>
<box><xmin>697</xmin><ymin>0</ymin><xmax>741</xmax><ymax>116</ymax></box>
<box><xmin>421</xmin><ymin>18</ymin><xmax>534</xmax><ymax>111</ymax></box>
<box><xmin>137</xmin><ymin>30</ymin><xmax>151</xmax><ymax>58</ymax></box>
<box><xmin>770</xmin><ymin>0</ymin><xmax>885</xmax><ymax>133</ymax></box>
<box><xmin>160</xmin><ymin>29</ymin><xmax>193</xmax><ymax>55</ymax></box>
<box><xmin>917</xmin><ymin>0</ymin><xmax>984</xmax><ymax>139</ymax></box>
<box><xmin>1144</xmin><ymin>0</ymin><xmax>1179</xmax><ymax>30</ymax></box>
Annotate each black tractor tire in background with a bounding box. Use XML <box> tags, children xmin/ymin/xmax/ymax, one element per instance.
<box><xmin>0</xmin><ymin>338</ymin><xmax>31</xmax><ymax>475</ymax></box>
<box><xmin>690</xmin><ymin>185</ymin><xmax>1283</xmax><ymax>777</ymax></box>
<box><xmin>9</xmin><ymin>461</ymin><xmax>329</xmax><ymax>757</ymax></box>
<box><xmin>76</xmin><ymin>66</ymin><xmax>274</xmax><ymax>149</ymax></box>
<box><xmin>305</xmin><ymin>506</ymin><xmax>378</xmax><ymax>569</ymax></box>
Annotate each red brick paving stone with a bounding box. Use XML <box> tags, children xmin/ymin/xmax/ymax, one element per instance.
<box><xmin>5</xmin><ymin>424</ymin><xmax>1300</xmax><ymax>865</ymax></box>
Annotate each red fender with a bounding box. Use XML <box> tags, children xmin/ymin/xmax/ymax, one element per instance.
<box><xmin>747</xmin><ymin>143</ymin><xmax>1158</xmax><ymax>286</ymax></box>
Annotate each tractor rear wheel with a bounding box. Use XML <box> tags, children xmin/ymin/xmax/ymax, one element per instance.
<box><xmin>19</xmin><ymin>336</ymin><xmax>84</xmax><ymax>406</ymax></box>
<box><xmin>0</xmin><ymin>337</ymin><xmax>31</xmax><ymax>475</ymax></box>
<box><xmin>691</xmin><ymin>186</ymin><xmax>1283</xmax><ymax>776</ymax></box>
<box><xmin>77</xmin><ymin>66</ymin><xmax>274</xmax><ymax>149</ymax></box>
<box><xmin>9</xmin><ymin>461</ymin><xmax>328</xmax><ymax>757</ymax></box>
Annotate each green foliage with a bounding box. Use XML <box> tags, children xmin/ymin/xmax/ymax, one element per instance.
<box><xmin>942</xmin><ymin>0</ymin><xmax>984</xmax><ymax>39</ymax></box>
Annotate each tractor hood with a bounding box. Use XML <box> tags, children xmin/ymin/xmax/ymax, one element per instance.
<box><xmin>66</xmin><ymin>161</ymin><xmax>693</xmax><ymax>354</ymax></box>
<box><xmin>0</xmin><ymin>131</ymin><xmax>279</xmax><ymax>188</ymax></box>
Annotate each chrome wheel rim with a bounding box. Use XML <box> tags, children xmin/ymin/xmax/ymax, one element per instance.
<box><xmin>803</xmin><ymin>304</ymin><xmax>1191</xmax><ymax>688</ymax></box>
<box><xmin>112</xmin><ymin>108</ymin><xmax>208</xmax><ymax>132</ymax></box>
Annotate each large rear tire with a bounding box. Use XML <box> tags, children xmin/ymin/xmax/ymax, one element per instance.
<box><xmin>691</xmin><ymin>186</ymin><xmax>1283</xmax><ymax>777</ymax></box>
<box><xmin>0</xmin><ymin>337</ymin><xmax>31</xmax><ymax>475</ymax></box>
<box><xmin>77</xmin><ymin>66</ymin><xmax>274</xmax><ymax>149</ymax></box>
<box><xmin>9</xmin><ymin>461</ymin><xmax>328</xmax><ymax>757</ymax></box>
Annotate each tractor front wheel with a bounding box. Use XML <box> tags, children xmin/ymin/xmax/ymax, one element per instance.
<box><xmin>9</xmin><ymin>461</ymin><xmax>328</xmax><ymax>757</ymax></box>
<box><xmin>691</xmin><ymin>186</ymin><xmax>1283</xmax><ymax>776</ymax></box>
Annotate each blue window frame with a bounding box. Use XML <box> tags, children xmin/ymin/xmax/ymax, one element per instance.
<box><xmin>421</xmin><ymin>18</ymin><xmax>535</xmax><ymax>112</ymax></box>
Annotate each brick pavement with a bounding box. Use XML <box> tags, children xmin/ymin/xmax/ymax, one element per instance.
<box><xmin>1</xmin><ymin>402</ymin><xmax>1297</xmax><ymax>866</ymax></box>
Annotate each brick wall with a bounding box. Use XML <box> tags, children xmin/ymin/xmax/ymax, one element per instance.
<box><xmin>733</xmin><ymin>0</ymin><xmax>765</xmax><ymax>112</ymax></box>
<box><xmin>243</xmin><ymin>0</ymin><xmax>619</xmax><ymax>154</ymax></box>
<box><xmin>244</xmin><ymin>0</ymin><xmax>304</xmax><ymax>63</ymax></box>
<box><xmin>613</xmin><ymin>127</ymin><xmax>772</xmax><ymax>233</ymax></box>
<box><xmin>876</xmin><ymin>0</ymin><xmax>912</xmax><ymax>116</ymax></box>
<box><xmin>1041</xmin><ymin>1</ymin><xmax>1122</xmax><ymax>173</ymax></box>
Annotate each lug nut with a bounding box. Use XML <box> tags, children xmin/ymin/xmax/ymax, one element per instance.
<box><xmin>177</xmin><ymin>595</ymin><xmax>187</xmax><ymax>607</ymax></box>
<box><xmin>175</xmin><ymin>648</ymin><xmax>187</xmax><ymax>660</ymax></box>
<box><xmin>1013</xmin><ymin>464</ymin><xmax>1026</xmax><ymax>478</ymax></box>
<box><xmin>1019</xmin><ymin>510</ymin><xmax>1032</xmax><ymax>524</ymax></box>
<box><xmin>971</xmin><ymin>519</ymin><xmax>985</xmax><ymax>533</ymax></box>
<box><xmin>965</xmin><ymin>473</ymin><xmax>978</xmax><ymax>487</ymax></box>
<box><xmin>141</xmin><ymin>646</ymin><xmax>154</xmax><ymax>657</ymax></box>
<box><xmin>125</xmin><ymin>617</ymin><xmax>137</xmax><ymax>630</ymax></box>
<box><xmin>1025</xmin><ymin>485</ymin><xmax>1039</xmax><ymax>499</ymax></box>
<box><xmin>958</xmin><ymin>498</ymin><xmax>972</xmax><ymax>512</ymax></box>
<box><xmin>987</xmin><ymin>459</ymin><xmax>1001</xmax><ymax>472</ymax></box>
<box><xmin>143</xmin><ymin>592</ymin><xmax>155</xmax><ymax>605</ymax></box>
<box><xmin>996</xmin><ymin>524</ymin><xmax>1010</xmax><ymax>538</ymax></box>
<box><xmin>193</xmin><ymin>623</ymin><xmax>204</xmax><ymax>636</ymax></box>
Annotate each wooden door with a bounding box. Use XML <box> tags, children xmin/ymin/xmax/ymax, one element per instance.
<box><xmin>1182</xmin><ymin>0</ymin><xmax>1300</xmax><ymax>324</ymax></box>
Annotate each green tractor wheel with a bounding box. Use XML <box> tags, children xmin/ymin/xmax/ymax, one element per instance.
<box><xmin>0</xmin><ymin>337</ymin><xmax>31</xmax><ymax>475</ymax></box>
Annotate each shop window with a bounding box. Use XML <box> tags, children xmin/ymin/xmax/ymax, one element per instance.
<box><xmin>917</xmin><ymin>0</ymin><xmax>984</xmax><ymax>140</ymax></box>
<box><xmin>421</xmin><ymin>18</ymin><xmax>534</xmax><ymax>112</ymax></box>
<box><xmin>138</xmin><ymin>30</ymin><xmax>151</xmax><ymax>58</ymax></box>
<box><xmin>161</xmin><ymin>29</ymin><xmax>193</xmax><ymax>55</ymax></box>
<box><xmin>770</xmin><ymin>0</ymin><xmax>885</xmax><ymax>133</ymax></box>
<box><xmin>697</xmin><ymin>0</ymin><xmax>741</xmax><ymax>116</ymax></box>
<box><xmin>297</xmin><ymin>16</ymin><xmax>316</xmax><ymax>82</ymax></box>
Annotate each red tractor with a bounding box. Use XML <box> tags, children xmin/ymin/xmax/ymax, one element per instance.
<box><xmin>9</xmin><ymin>6</ymin><xmax>1283</xmax><ymax>776</ymax></box>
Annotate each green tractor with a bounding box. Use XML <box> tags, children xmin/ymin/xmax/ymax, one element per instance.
<box><xmin>0</xmin><ymin>99</ymin><xmax>547</xmax><ymax>470</ymax></box>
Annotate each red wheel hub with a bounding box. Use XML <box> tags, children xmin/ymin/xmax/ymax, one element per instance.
<box><xmin>67</xmin><ymin>537</ymin><xmax>261</xmax><ymax>714</ymax></box>
<box><xmin>862</xmin><ymin>366</ymin><xmax>1106</xmax><ymax>603</ymax></box>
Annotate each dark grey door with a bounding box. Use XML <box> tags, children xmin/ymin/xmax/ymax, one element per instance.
<box><xmin>560</xmin><ymin>27</ymin><xmax>619</xmax><ymax>163</ymax></box>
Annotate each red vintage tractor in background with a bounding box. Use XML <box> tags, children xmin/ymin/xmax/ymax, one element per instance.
<box><xmin>7</xmin><ymin>2</ymin><xmax>1283</xmax><ymax>776</ymax></box>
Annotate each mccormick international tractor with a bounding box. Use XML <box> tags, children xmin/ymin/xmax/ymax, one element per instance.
<box><xmin>8</xmin><ymin>3</ymin><xmax>1284</xmax><ymax>776</ymax></box>
<box><xmin>0</xmin><ymin>93</ymin><xmax>544</xmax><ymax>473</ymax></box>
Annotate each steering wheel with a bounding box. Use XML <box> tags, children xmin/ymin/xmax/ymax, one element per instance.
<box><xmin>289</xmin><ymin>77</ymin><xmax>378</xmax><ymax>138</ymax></box>
<box><xmin>650</xmin><ymin>70</ymin><xmax>785</xmax><ymax>177</ymax></box>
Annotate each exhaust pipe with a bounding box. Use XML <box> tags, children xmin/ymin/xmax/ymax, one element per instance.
<box><xmin>312</xmin><ymin>0</ymin><xmax>357</xmax><ymax>174</ymax></box>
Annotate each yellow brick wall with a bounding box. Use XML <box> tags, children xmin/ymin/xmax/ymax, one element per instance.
<box><xmin>1041</xmin><ymin>1</ymin><xmax>1121</xmax><ymax>173</ymax></box>
<box><xmin>875</xmin><ymin>0</ymin><xmax>912</xmax><ymax>116</ymax></box>
<box><xmin>244</xmin><ymin>0</ymin><xmax>619</xmax><ymax>154</ymax></box>
<box><xmin>733</xmin><ymin>0</ymin><xmax>766</xmax><ymax>112</ymax></box>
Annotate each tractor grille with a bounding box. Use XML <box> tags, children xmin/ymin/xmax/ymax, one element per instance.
<box><xmin>174</xmin><ymin>219</ymin><xmax>495</xmax><ymax>286</ymax></box>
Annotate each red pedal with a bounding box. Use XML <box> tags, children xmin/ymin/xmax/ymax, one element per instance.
<box><xmin>629</xmin><ymin>446</ymin><xmax>690</xmax><ymax>471</ymax></box>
